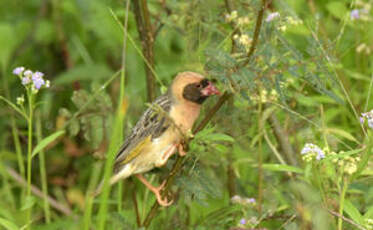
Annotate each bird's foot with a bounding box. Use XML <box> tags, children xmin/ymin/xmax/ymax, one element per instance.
<box><xmin>135</xmin><ymin>174</ymin><xmax>173</xmax><ymax>206</ymax></box>
<box><xmin>152</xmin><ymin>180</ymin><xmax>173</xmax><ymax>206</ymax></box>
<box><xmin>178</xmin><ymin>143</ymin><xmax>187</xmax><ymax>156</ymax></box>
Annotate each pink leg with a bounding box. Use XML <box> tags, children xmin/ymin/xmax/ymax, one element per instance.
<box><xmin>178</xmin><ymin>143</ymin><xmax>187</xmax><ymax>156</ymax></box>
<box><xmin>162</xmin><ymin>144</ymin><xmax>177</xmax><ymax>160</ymax></box>
<box><xmin>135</xmin><ymin>174</ymin><xmax>173</xmax><ymax>206</ymax></box>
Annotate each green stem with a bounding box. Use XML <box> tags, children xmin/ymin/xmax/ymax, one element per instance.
<box><xmin>338</xmin><ymin>177</ymin><xmax>348</xmax><ymax>230</ymax></box>
<box><xmin>314</xmin><ymin>165</ymin><xmax>327</xmax><ymax>204</ymax></box>
<box><xmin>26</xmin><ymin>91</ymin><xmax>33</xmax><ymax>229</ymax></box>
<box><xmin>83</xmin><ymin>163</ymin><xmax>102</xmax><ymax>230</ymax></box>
<box><xmin>117</xmin><ymin>181</ymin><xmax>123</xmax><ymax>212</ymax></box>
<box><xmin>36</xmin><ymin>113</ymin><xmax>51</xmax><ymax>223</ymax></box>
<box><xmin>11</xmin><ymin>118</ymin><xmax>25</xmax><ymax>194</ymax></box>
<box><xmin>257</xmin><ymin>90</ymin><xmax>263</xmax><ymax>215</ymax></box>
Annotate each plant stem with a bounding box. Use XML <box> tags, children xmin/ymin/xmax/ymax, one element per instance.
<box><xmin>338</xmin><ymin>177</ymin><xmax>348</xmax><ymax>230</ymax></box>
<box><xmin>11</xmin><ymin>118</ymin><xmax>25</xmax><ymax>192</ymax></box>
<box><xmin>268</xmin><ymin>113</ymin><xmax>298</xmax><ymax>166</ymax></box>
<box><xmin>257</xmin><ymin>90</ymin><xmax>263</xmax><ymax>215</ymax></box>
<box><xmin>26</xmin><ymin>90</ymin><xmax>33</xmax><ymax>229</ymax></box>
<box><xmin>83</xmin><ymin>163</ymin><xmax>102</xmax><ymax>230</ymax></box>
<box><xmin>133</xmin><ymin>0</ymin><xmax>156</xmax><ymax>102</ymax></box>
<box><xmin>241</xmin><ymin>0</ymin><xmax>268</xmax><ymax>67</ymax></box>
<box><xmin>36</xmin><ymin>113</ymin><xmax>51</xmax><ymax>223</ymax></box>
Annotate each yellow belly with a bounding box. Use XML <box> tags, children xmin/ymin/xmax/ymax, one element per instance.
<box><xmin>131</xmin><ymin>127</ymin><xmax>181</xmax><ymax>174</ymax></box>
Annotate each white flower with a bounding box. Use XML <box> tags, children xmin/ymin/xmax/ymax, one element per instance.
<box><xmin>266</xmin><ymin>12</ymin><xmax>280</xmax><ymax>22</ymax></box>
<box><xmin>237</xmin><ymin>17</ymin><xmax>250</xmax><ymax>25</ymax></box>
<box><xmin>301</xmin><ymin>143</ymin><xmax>325</xmax><ymax>161</ymax></box>
<box><xmin>16</xmin><ymin>95</ymin><xmax>25</xmax><ymax>105</ymax></box>
<box><xmin>13</xmin><ymin>67</ymin><xmax>25</xmax><ymax>75</ymax></box>
<box><xmin>279</xmin><ymin>25</ymin><xmax>287</xmax><ymax>31</ymax></box>
<box><xmin>351</xmin><ymin>9</ymin><xmax>360</xmax><ymax>20</ymax></box>
<box><xmin>24</xmin><ymin>70</ymin><xmax>33</xmax><ymax>76</ymax></box>
<box><xmin>22</xmin><ymin>76</ymin><xmax>31</xmax><ymax>85</ymax></box>
<box><xmin>225</xmin><ymin>10</ymin><xmax>238</xmax><ymax>22</ymax></box>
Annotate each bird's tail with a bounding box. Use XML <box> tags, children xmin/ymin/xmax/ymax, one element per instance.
<box><xmin>93</xmin><ymin>164</ymin><xmax>133</xmax><ymax>197</ymax></box>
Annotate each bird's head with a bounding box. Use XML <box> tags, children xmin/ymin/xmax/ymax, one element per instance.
<box><xmin>171</xmin><ymin>72</ymin><xmax>220</xmax><ymax>105</ymax></box>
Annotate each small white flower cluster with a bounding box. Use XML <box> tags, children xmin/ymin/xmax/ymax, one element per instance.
<box><xmin>225</xmin><ymin>10</ymin><xmax>238</xmax><ymax>22</ymax></box>
<box><xmin>351</xmin><ymin>1</ymin><xmax>371</xmax><ymax>21</ymax></box>
<box><xmin>356</xmin><ymin>43</ymin><xmax>372</xmax><ymax>55</ymax></box>
<box><xmin>16</xmin><ymin>95</ymin><xmax>25</xmax><ymax>105</ymax></box>
<box><xmin>301</xmin><ymin>143</ymin><xmax>325</xmax><ymax>161</ymax></box>
<box><xmin>238</xmin><ymin>217</ymin><xmax>261</xmax><ymax>227</ymax></box>
<box><xmin>233</xmin><ymin>34</ymin><xmax>252</xmax><ymax>50</ymax></box>
<box><xmin>330</xmin><ymin>151</ymin><xmax>361</xmax><ymax>175</ymax></box>
<box><xmin>265</xmin><ymin>12</ymin><xmax>280</xmax><ymax>22</ymax></box>
<box><xmin>231</xmin><ymin>195</ymin><xmax>256</xmax><ymax>205</ymax></box>
<box><xmin>13</xmin><ymin>67</ymin><xmax>50</xmax><ymax>93</ymax></box>
<box><xmin>265</xmin><ymin>12</ymin><xmax>303</xmax><ymax>32</ymax></box>
<box><xmin>286</xmin><ymin>16</ymin><xmax>303</xmax><ymax>26</ymax></box>
<box><xmin>237</xmin><ymin>16</ymin><xmax>250</xmax><ymax>26</ymax></box>
<box><xmin>251</xmin><ymin>89</ymin><xmax>279</xmax><ymax>103</ymax></box>
<box><xmin>225</xmin><ymin>10</ymin><xmax>250</xmax><ymax>26</ymax></box>
<box><xmin>360</xmin><ymin>110</ymin><xmax>373</xmax><ymax>129</ymax></box>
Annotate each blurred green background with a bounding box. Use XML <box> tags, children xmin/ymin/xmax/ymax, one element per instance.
<box><xmin>1</xmin><ymin>0</ymin><xmax>373</xmax><ymax>229</ymax></box>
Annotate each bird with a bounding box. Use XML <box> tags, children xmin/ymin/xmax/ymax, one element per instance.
<box><xmin>106</xmin><ymin>71</ymin><xmax>220</xmax><ymax>206</ymax></box>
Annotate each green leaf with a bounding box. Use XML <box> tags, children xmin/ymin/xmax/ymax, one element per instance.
<box><xmin>205</xmin><ymin>49</ymin><xmax>237</xmax><ymax>69</ymax></box>
<box><xmin>203</xmin><ymin>133</ymin><xmax>235</xmax><ymax>142</ymax></box>
<box><xmin>21</xmin><ymin>196</ymin><xmax>36</xmax><ymax>211</ymax></box>
<box><xmin>0</xmin><ymin>96</ymin><xmax>28</xmax><ymax>120</ymax></box>
<box><xmin>68</xmin><ymin>118</ymin><xmax>80</xmax><ymax>137</ymax></box>
<box><xmin>32</xmin><ymin>130</ymin><xmax>65</xmax><ymax>158</ymax></box>
<box><xmin>262</xmin><ymin>164</ymin><xmax>304</xmax><ymax>174</ymax></box>
<box><xmin>0</xmin><ymin>217</ymin><xmax>19</xmax><ymax>230</ymax></box>
<box><xmin>325</xmin><ymin>128</ymin><xmax>360</xmax><ymax>144</ymax></box>
<box><xmin>82</xmin><ymin>115</ymin><xmax>104</xmax><ymax>149</ymax></box>
<box><xmin>59</xmin><ymin>108</ymin><xmax>72</xmax><ymax>118</ymax></box>
<box><xmin>260</xmin><ymin>106</ymin><xmax>277</xmax><ymax>126</ymax></box>
<box><xmin>0</xmin><ymin>23</ymin><xmax>18</xmax><ymax>70</ymax></box>
<box><xmin>72</xmin><ymin>90</ymin><xmax>92</xmax><ymax>109</ymax></box>
<box><xmin>364</xmin><ymin>205</ymin><xmax>373</xmax><ymax>218</ymax></box>
<box><xmin>326</xmin><ymin>1</ymin><xmax>348</xmax><ymax>20</ymax></box>
<box><xmin>344</xmin><ymin>200</ymin><xmax>364</xmax><ymax>225</ymax></box>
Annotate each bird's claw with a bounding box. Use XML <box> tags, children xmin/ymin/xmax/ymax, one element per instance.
<box><xmin>153</xmin><ymin>180</ymin><xmax>173</xmax><ymax>206</ymax></box>
<box><xmin>178</xmin><ymin>143</ymin><xmax>187</xmax><ymax>156</ymax></box>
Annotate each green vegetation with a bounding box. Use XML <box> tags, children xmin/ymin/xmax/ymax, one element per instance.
<box><xmin>0</xmin><ymin>0</ymin><xmax>372</xmax><ymax>229</ymax></box>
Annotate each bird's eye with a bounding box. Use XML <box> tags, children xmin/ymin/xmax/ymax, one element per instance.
<box><xmin>196</xmin><ymin>84</ymin><xmax>202</xmax><ymax>88</ymax></box>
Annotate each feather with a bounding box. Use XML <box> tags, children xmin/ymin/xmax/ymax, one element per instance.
<box><xmin>114</xmin><ymin>93</ymin><xmax>172</xmax><ymax>172</ymax></box>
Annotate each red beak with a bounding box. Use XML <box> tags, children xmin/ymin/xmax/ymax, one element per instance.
<box><xmin>201</xmin><ymin>82</ymin><xmax>221</xmax><ymax>96</ymax></box>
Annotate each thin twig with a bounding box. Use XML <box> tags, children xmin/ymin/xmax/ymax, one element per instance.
<box><xmin>142</xmin><ymin>0</ymin><xmax>269</xmax><ymax>226</ymax></box>
<box><xmin>268</xmin><ymin>113</ymin><xmax>298</xmax><ymax>166</ymax></box>
<box><xmin>241</xmin><ymin>0</ymin><xmax>269</xmax><ymax>67</ymax></box>
<box><xmin>133</xmin><ymin>0</ymin><xmax>156</xmax><ymax>102</ymax></box>
<box><xmin>224</xmin><ymin>0</ymin><xmax>238</xmax><ymax>197</ymax></box>
<box><xmin>6</xmin><ymin>166</ymin><xmax>74</xmax><ymax>217</ymax></box>
<box><xmin>153</xmin><ymin>0</ymin><xmax>172</xmax><ymax>38</ymax></box>
<box><xmin>132</xmin><ymin>183</ymin><xmax>141</xmax><ymax>227</ymax></box>
<box><xmin>327</xmin><ymin>209</ymin><xmax>366</xmax><ymax>230</ymax></box>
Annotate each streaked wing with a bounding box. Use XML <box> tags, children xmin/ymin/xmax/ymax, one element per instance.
<box><xmin>114</xmin><ymin>93</ymin><xmax>172</xmax><ymax>172</ymax></box>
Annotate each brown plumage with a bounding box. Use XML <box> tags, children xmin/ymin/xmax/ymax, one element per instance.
<box><xmin>108</xmin><ymin>71</ymin><xmax>220</xmax><ymax>206</ymax></box>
